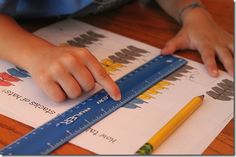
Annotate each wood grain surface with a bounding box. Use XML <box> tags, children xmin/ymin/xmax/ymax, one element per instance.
<box><xmin>0</xmin><ymin>0</ymin><xmax>234</xmax><ymax>155</ymax></box>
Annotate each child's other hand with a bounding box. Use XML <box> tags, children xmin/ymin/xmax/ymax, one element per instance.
<box><xmin>161</xmin><ymin>8</ymin><xmax>234</xmax><ymax>77</ymax></box>
<box><xmin>28</xmin><ymin>45</ymin><xmax>121</xmax><ymax>102</ymax></box>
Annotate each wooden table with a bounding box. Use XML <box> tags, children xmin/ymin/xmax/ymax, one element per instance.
<box><xmin>0</xmin><ymin>0</ymin><xmax>234</xmax><ymax>155</ymax></box>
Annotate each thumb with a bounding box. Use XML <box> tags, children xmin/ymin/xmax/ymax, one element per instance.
<box><xmin>161</xmin><ymin>34</ymin><xmax>189</xmax><ymax>55</ymax></box>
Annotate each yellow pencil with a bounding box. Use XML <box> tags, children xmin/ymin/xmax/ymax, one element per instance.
<box><xmin>136</xmin><ymin>95</ymin><xmax>204</xmax><ymax>155</ymax></box>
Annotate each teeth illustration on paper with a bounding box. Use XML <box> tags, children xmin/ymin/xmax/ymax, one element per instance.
<box><xmin>124</xmin><ymin>80</ymin><xmax>172</xmax><ymax>109</ymax></box>
<box><xmin>101</xmin><ymin>46</ymin><xmax>150</xmax><ymax>74</ymax></box>
<box><xmin>165</xmin><ymin>65</ymin><xmax>194</xmax><ymax>81</ymax></box>
<box><xmin>206</xmin><ymin>79</ymin><xmax>234</xmax><ymax>101</ymax></box>
<box><xmin>0</xmin><ymin>67</ymin><xmax>30</xmax><ymax>87</ymax></box>
<box><xmin>7</xmin><ymin>67</ymin><xmax>30</xmax><ymax>78</ymax></box>
<box><xmin>107</xmin><ymin>46</ymin><xmax>149</xmax><ymax>64</ymax></box>
<box><xmin>124</xmin><ymin>64</ymin><xmax>195</xmax><ymax>109</ymax></box>
<box><xmin>100</xmin><ymin>58</ymin><xmax>124</xmax><ymax>74</ymax></box>
<box><xmin>66</xmin><ymin>31</ymin><xmax>106</xmax><ymax>47</ymax></box>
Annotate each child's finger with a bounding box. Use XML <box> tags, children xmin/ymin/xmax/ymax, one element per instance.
<box><xmin>76</xmin><ymin>49</ymin><xmax>121</xmax><ymax>101</ymax></box>
<box><xmin>201</xmin><ymin>49</ymin><xmax>219</xmax><ymax>77</ymax></box>
<box><xmin>38</xmin><ymin>77</ymin><xmax>66</xmax><ymax>102</ymax></box>
<box><xmin>161</xmin><ymin>35</ymin><xmax>188</xmax><ymax>55</ymax></box>
<box><xmin>216</xmin><ymin>47</ymin><xmax>234</xmax><ymax>77</ymax></box>
<box><xmin>228</xmin><ymin>43</ymin><xmax>234</xmax><ymax>55</ymax></box>
<box><xmin>51</xmin><ymin>63</ymin><xmax>82</xmax><ymax>99</ymax></box>
<box><xmin>61</xmin><ymin>53</ymin><xmax>95</xmax><ymax>92</ymax></box>
<box><xmin>89</xmin><ymin>61</ymin><xmax>121</xmax><ymax>101</ymax></box>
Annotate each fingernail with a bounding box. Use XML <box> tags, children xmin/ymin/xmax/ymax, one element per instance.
<box><xmin>115</xmin><ymin>92</ymin><xmax>121</xmax><ymax>101</ymax></box>
<box><xmin>161</xmin><ymin>48</ymin><xmax>167</xmax><ymax>54</ymax></box>
<box><xmin>212</xmin><ymin>69</ymin><xmax>219</xmax><ymax>77</ymax></box>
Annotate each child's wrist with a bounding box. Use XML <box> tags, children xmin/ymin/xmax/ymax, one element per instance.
<box><xmin>180</xmin><ymin>5</ymin><xmax>212</xmax><ymax>26</ymax></box>
<box><xmin>16</xmin><ymin>42</ymin><xmax>54</xmax><ymax>72</ymax></box>
<box><xmin>178</xmin><ymin>2</ymin><xmax>211</xmax><ymax>25</ymax></box>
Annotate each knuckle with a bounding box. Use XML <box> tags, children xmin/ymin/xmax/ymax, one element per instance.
<box><xmin>97</xmin><ymin>67</ymin><xmax>109</xmax><ymax>80</ymax></box>
<box><xmin>200</xmin><ymin>41</ymin><xmax>212</xmax><ymax>47</ymax></box>
<box><xmin>201</xmin><ymin>50</ymin><xmax>214</xmax><ymax>59</ymax></box>
<box><xmin>201</xmin><ymin>35</ymin><xmax>214</xmax><ymax>43</ymax></box>
<box><xmin>67</xmin><ymin>87</ymin><xmax>82</xmax><ymax>99</ymax></box>
<box><xmin>79</xmin><ymin>48</ymin><xmax>92</xmax><ymax>58</ymax></box>
<box><xmin>37</xmin><ymin>72</ymin><xmax>50</xmax><ymax>85</ymax></box>
<box><xmin>61</xmin><ymin>53</ymin><xmax>77</xmax><ymax>67</ymax></box>
<box><xmin>49</xmin><ymin>62</ymin><xmax>64</xmax><ymax>76</ymax></box>
<box><xmin>65</xmin><ymin>81</ymin><xmax>82</xmax><ymax>99</ymax></box>
<box><xmin>83</xmin><ymin>81</ymin><xmax>95</xmax><ymax>92</ymax></box>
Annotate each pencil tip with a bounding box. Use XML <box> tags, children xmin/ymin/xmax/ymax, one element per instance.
<box><xmin>199</xmin><ymin>95</ymin><xmax>205</xmax><ymax>99</ymax></box>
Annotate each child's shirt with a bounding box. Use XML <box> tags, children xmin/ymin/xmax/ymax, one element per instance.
<box><xmin>0</xmin><ymin>0</ymin><xmax>130</xmax><ymax>18</ymax></box>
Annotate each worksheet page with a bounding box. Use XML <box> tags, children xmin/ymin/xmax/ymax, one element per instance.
<box><xmin>0</xmin><ymin>19</ymin><xmax>233</xmax><ymax>154</ymax></box>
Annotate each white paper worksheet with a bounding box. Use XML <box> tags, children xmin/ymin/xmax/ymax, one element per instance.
<box><xmin>0</xmin><ymin>19</ymin><xmax>234</xmax><ymax>155</ymax></box>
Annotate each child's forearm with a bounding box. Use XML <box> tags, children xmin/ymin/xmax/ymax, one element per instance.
<box><xmin>0</xmin><ymin>14</ymin><xmax>53</xmax><ymax>70</ymax></box>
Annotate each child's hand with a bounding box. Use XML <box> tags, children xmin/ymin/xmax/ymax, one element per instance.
<box><xmin>28</xmin><ymin>45</ymin><xmax>121</xmax><ymax>102</ymax></box>
<box><xmin>0</xmin><ymin>15</ymin><xmax>120</xmax><ymax>102</ymax></box>
<box><xmin>161</xmin><ymin>8</ymin><xmax>234</xmax><ymax>77</ymax></box>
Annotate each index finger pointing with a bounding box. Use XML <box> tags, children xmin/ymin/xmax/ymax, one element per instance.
<box><xmin>76</xmin><ymin>49</ymin><xmax>121</xmax><ymax>101</ymax></box>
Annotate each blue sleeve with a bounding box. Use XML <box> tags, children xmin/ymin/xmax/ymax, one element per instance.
<box><xmin>0</xmin><ymin>0</ymin><xmax>18</xmax><ymax>16</ymax></box>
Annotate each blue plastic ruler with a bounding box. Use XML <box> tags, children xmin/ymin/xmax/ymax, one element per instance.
<box><xmin>0</xmin><ymin>55</ymin><xmax>187</xmax><ymax>155</ymax></box>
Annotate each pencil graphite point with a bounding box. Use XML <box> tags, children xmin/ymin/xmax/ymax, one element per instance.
<box><xmin>136</xmin><ymin>143</ymin><xmax>153</xmax><ymax>155</ymax></box>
